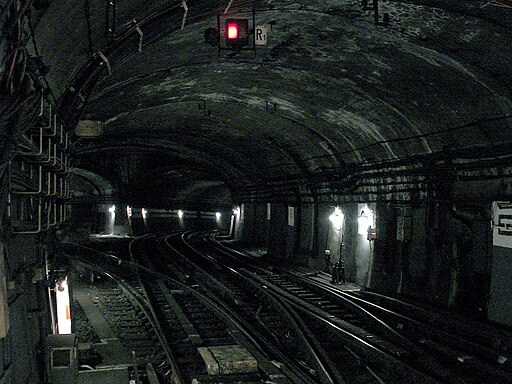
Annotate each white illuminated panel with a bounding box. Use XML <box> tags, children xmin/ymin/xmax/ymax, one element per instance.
<box><xmin>56</xmin><ymin>277</ymin><xmax>72</xmax><ymax>334</ymax></box>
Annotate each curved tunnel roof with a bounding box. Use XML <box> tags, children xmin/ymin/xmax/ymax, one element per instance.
<box><xmin>28</xmin><ymin>0</ymin><xmax>512</xmax><ymax>207</ymax></box>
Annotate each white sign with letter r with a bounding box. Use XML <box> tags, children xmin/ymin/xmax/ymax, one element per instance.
<box><xmin>255</xmin><ymin>26</ymin><xmax>267</xmax><ymax>45</ymax></box>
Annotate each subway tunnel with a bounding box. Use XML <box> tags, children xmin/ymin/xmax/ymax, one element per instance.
<box><xmin>1</xmin><ymin>0</ymin><xmax>512</xmax><ymax>382</ymax></box>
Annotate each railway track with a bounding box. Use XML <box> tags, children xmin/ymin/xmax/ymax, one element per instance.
<box><xmin>65</xmin><ymin>231</ymin><xmax>512</xmax><ymax>384</ymax></box>
<box><xmin>161</xmin><ymin>233</ymin><xmax>343</xmax><ymax>384</ymax></box>
<box><xmin>71</xmin><ymin>253</ymin><xmax>175</xmax><ymax>383</ymax></box>
<box><xmin>343</xmin><ymin>289</ymin><xmax>512</xmax><ymax>383</ymax></box>
<box><xmin>130</xmin><ymin>236</ymin><xmax>296</xmax><ymax>384</ymax></box>
<box><xmin>203</xmin><ymin>232</ymin><xmax>512</xmax><ymax>384</ymax></box>
<box><xmin>162</xmin><ymin>232</ymin><xmax>448</xmax><ymax>383</ymax></box>
<box><xmin>68</xmin><ymin>236</ymin><xmax>304</xmax><ymax>384</ymax></box>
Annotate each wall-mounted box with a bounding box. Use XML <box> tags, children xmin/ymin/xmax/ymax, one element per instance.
<box><xmin>75</xmin><ymin>120</ymin><xmax>104</xmax><ymax>137</ymax></box>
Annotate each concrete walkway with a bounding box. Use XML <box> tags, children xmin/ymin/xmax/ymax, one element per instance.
<box><xmin>74</xmin><ymin>288</ymin><xmax>131</xmax><ymax>368</ymax></box>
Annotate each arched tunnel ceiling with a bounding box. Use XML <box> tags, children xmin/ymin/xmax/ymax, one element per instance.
<box><xmin>29</xmin><ymin>0</ymin><xmax>512</xmax><ymax>206</ymax></box>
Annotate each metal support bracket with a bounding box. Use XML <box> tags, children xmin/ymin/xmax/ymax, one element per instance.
<box><xmin>135</xmin><ymin>26</ymin><xmax>143</xmax><ymax>53</ymax></box>
<box><xmin>224</xmin><ymin>0</ymin><xmax>234</xmax><ymax>14</ymax></box>
<box><xmin>181</xmin><ymin>0</ymin><xmax>188</xmax><ymax>30</ymax></box>
<box><xmin>98</xmin><ymin>51</ymin><xmax>112</xmax><ymax>75</ymax></box>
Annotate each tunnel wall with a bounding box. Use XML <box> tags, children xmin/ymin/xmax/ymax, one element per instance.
<box><xmin>266</xmin><ymin>204</ymin><xmax>297</xmax><ymax>261</ymax></box>
<box><xmin>298</xmin><ymin>204</ymin><xmax>315</xmax><ymax>266</ymax></box>
<box><xmin>239</xmin><ymin>199</ymin><xmax>500</xmax><ymax>323</ymax></box>
<box><xmin>370</xmin><ymin>201</ymin><xmax>493</xmax><ymax>319</ymax></box>
<box><xmin>488</xmin><ymin>202</ymin><xmax>512</xmax><ymax>326</ymax></box>
<box><xmin>235</xmin><ymin>203</ymin><xmax>269</xmax><ymax>245</ymax></box>
<box><xmin>1</xmin><ymin>235</ymin><xmax>51</xmax><ymax>384</ymax></box>
<box><xmin>242</xmin><ymin>202</ymin><xmax>377</xmax><ymax>287</ymax></box>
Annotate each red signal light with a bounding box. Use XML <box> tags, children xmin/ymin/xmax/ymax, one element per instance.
<box><xmin>227</xmin><ymin>23</ymin><xmax>239</xmax><ymax>40</ymax></box>
<box><xmin>225</xmin><ymin>18</ymin><xmax>249</xmax><ymax>47</ymax></box>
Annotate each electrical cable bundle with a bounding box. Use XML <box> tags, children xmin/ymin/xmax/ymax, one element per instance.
<box><xmin>0</xmin><ymin>1</ymin><xmax>56</xmax><ymax>236</ymax></box>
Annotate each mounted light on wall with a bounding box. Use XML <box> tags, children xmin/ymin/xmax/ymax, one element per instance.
<box><xmin>126</xmin><ymin>206</ymin><xmax>132</xmax><ymax>218</ymax></box>
<box><xmin>227</xmin><ymin>21</ymin><xmax>239</xmax><ymax>39</ymax></box>
<box><xmin>108</xmin><ymin>204</ymin><xmax>116</xmax><ymax>235</ymax></box>
<box><xmin>225</xmin><ymin>18</ymin><xmax>249</xmax><ymax>48</ymax></box>
<box><xmin>55</xmin><ymin>277</ymin><xmax>71</xmax><ymax>334</ymax></box>
<box><xmin>141</xmin><ymin>208</ymin><xmax>147</xmax><ymax>220</ymax></box>
<box><xmin>329</xmin><ymin>207</ymin><xmax>344</xmax><ymax>232</ymax></box>
<box><xmin>358</xmin><ymin>210</ymin><xmax>370</xmax><ymax>235</ymax></box>
<box><xmin>215</xmin><ymin>212</ymin><xmax>222</xmax><ymax>220</ymax></box>
<box><xmin>178</xmin><ymin>210</ymin><xmax>184</xmax><ymax>219</ymax></box>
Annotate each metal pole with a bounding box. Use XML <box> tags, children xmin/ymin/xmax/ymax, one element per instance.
<box><xmin>132</xmin><ymin>350</ymin><xmax>141</xmax><ymax>384</ymax></box>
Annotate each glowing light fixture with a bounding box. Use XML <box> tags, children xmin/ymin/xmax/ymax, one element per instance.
<box><xmin>109</xmin><ymin>205</ymin><xmax>116</xmax><ymax>235</ymax></box>
<box><xmin>358</xmin><ymin>210</ymin><xmax>370</xmax><ymax>235</ymax></box>
<box><xmin>178</xmin><ymin>210</ymin><xmax>184</xmax><ymax>219</ymax></box>
<box><xmin>126</xmin><ymin>206</ymin><xmax>132</xmax><ymax>218</ymax></box>
<box><xmin>227</xmin><ymin>22</ymin><xmax>239</xmax><ymax>39</ymax></box>
<box><xmin>225</xmin><ymin>18</ymin><xmax>249</xmax><ymax>47</ymax></box>
<box><xmin>56</xmin><ymin>277</ymin><xmax>71</xmax><ymax>334</ymax></box>
<box><xmin>329</xmin><ymin>207</ymin><xmax>344</xmax><ymax>231</ymax></box>
<box><xmin>216</xmin><ymin>212</ymin><xmax>221</xmax><ymax>220</ymax></box>
<box><xmin>142</xmin><ymin>208</ymin><xmax>147</xmax><ymax>220</ymax></box>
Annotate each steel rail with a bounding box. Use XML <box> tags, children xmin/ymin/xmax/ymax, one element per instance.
<box><xmin>207</xmin><ymin>233</ymin><xmax>512</xmax><ymax>383</ymax></box>
<box><xmin>187</xmin><ymin>232</ymin><xmax>449</xmax><ymax>382</ymax></box>
<box><xmin>165</xmin><ymin>231</ymin><xmax>340</xmax><ymax>384</ymax></box>
<box><xmin>67</xmin><ymin>255</ymin><xmax>180</xmax><ymax>383</ymax></box>
<box><xmin>131</xmin><ymin>233</ymin><xmax>304</xmax><ymax>384</ymax></box>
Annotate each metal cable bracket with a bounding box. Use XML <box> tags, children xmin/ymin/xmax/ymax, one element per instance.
<box><xmin>224</xmin><ymin>0</ymin><xmax>234</xmax><ymax>14</ymax></box>
<box><xmin>181</xmin><ymin>0</ymin><xmax>188</xmax><ymax>30</ymax></box>
<box><xmin>135</xmin><ymin>25</ymin><xmax>143</xmax><ymax>53</ymax></box>
<box><xmin>98</xmin><ymin>51</ymin><xmax>112</xmax><ymax>75</ymax></box>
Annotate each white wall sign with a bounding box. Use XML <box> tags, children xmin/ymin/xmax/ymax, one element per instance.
<box><xmin>255</xmin><ymin>26</ymin><xmax>267</xmax><ymax>45</ymax></box>
<box><xmin>492</xmin><ymin>201</ymin><xmax>512</xmax><ymax>248</ymax></box>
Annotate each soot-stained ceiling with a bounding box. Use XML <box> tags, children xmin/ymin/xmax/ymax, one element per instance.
<box><xmin>27</xmin><ymin>0</ymin><xmax>512</xmax><ymax>207</ymax></box>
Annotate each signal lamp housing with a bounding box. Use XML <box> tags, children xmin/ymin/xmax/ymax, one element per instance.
<box><xmin>225</xmin><ymin>18</ymin><xmax>249</xmax><ymax>48</ymax></box>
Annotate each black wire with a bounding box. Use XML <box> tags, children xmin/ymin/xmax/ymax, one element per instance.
<box><xmin>84</xmin><ymin>0</ymin><xmax>94</xmax><ymax>56</ymax></box>
<box><xmin>0</xmin><ymin>0</ymin><xmax>17</xmax><ymax>20</ymax></box>
<box><xmin>26</xmin><ymin>10</ymin><xmax>56</xmax><ymax>104</ymax></box>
